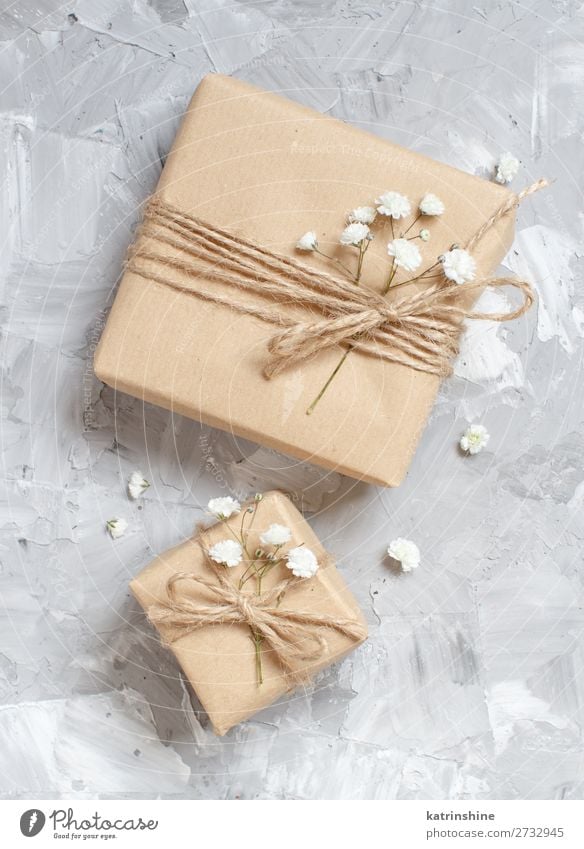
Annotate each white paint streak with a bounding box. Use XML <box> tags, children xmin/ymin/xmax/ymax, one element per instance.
<box><xmin>504</xmin><ymin>225</ymin><xmax>582</xmax><ymax>352</ymax></box>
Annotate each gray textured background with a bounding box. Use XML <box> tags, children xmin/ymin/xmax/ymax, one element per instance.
<box><xmin>0</xmin><ymin>0</ymin><xmax>583</xmax><ymax>800</ymax></box>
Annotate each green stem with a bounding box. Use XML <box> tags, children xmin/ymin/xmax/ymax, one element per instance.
<box><xmin>355</xmin><ymin>242</ymin><xmax>366</xmax><ymax>284</ymax></box>
<box><xmin>306</xmin><ymin>346</ymin><xmax>352</xmax><ymax>415</ymax></box>
<box><xmin>401</xmin><ymin>211</ymin><xmax>421</xmax><ymax>238</ymax></box>
<box><xmin>382</xmin><ymin>260</ymin><xmax>397</xmax><ymax>295</ymax></box>
<box><xmin>315</xmin><ymin>248</ymin><xmax>354</xmax><ymax>280</ymax></box>
<box><xmin>252</xmin><ymin>629</ymin><xmax>263</xmax><ymax>686</ymax></box>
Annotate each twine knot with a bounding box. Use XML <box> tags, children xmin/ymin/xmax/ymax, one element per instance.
<box><xmin>147</xmin><ymin>567</ymin><xmax>366</xmax><ymax>683</ymax></box>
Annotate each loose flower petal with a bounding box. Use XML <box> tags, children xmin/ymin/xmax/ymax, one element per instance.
<box><xmin>106</xmin><ymin>518</ymin><xmax>128</xmax><ymax>540</ymax></box>
<box><xmin>441</xmin><ymin>248</ymin><xmax>476</xmax><ymax>285</ymax></box>
<box><xmin>349</xmin><ymin>206</ymin><xmax>377</xmax><ymax>225</ymax></box>
<box><xmin>375</xmin><ymin>191</ymin><xmax>411</xmax><ymax>219</ymax></box>
<box><xmin>387</xmin><ymin>238</ymin><xmax>422</xmax><ymax>273</ymax></box>
<box><xmin>340</xmin><ymin>222</ymin><xmax>371</xmax><ymax>246</ymax></box>
<box><xmin>260</xmin><ymin>523</ymin><xmax>292</xmax><ymax>546</ymax></box>
<box><xmin>208</xmin><ymin>539</ymin><xmax>244</xmax><ymax>568</ymax></box>
<box><xmin>207</xmin><ymin>496</ymin><xmax>241</xmax><ymax>519</ymax></box>
<box><xmin>419</xmin><ymin>193</ymin><xmax>445</xmax><ymax>216</ymax></box>
<box><xmin>286</xmin><ymin>546</ymin><xmax>319</xmax><ymax>578</ymax></box>
<box><xmin>460</xmin><ymin>424</ymin><xmax>490</xmax><ymax>455</ymax></box>
<box><xmin>128</xmin><ymin>470</ymin><xmax>150</xmax><ymax>500</ymax></box>
<box><xmin>387</xmin><ymin>538</ymin><xmax>420</xmax><ymax>572</ymax></box>
<box><xmin>296</xmin><ymin>231</ymin><xmax>318</xmax><ymax>251</ymax></box>
<box><xmin>495</xmin><ymin>152</ymin><xmax>519</xmax><ymax>184</ymax></box>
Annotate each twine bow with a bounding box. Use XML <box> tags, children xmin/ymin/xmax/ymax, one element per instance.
<box><xmin>127</xmin><ymin>179</ymin><xmax>547</xmax><ymax>379</ymax></box>
<box><xmin>147</xmin><ymin>567</ymin><xmax>367</xmax><ymax>683</ymax></box>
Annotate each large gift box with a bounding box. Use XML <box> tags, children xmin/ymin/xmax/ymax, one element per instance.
<box><xmin>95</xmin><ymin>73</ymin><xmax>517</xmax><ymax>486</ymax></box>
<box><xmin>130</xmin><ymin>491</ymin><xmax>367</xmax><ymax>735</ymax></box>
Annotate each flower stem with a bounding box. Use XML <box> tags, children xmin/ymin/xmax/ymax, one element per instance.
<box><xmin>355</xmin><ymin>242</ymin><xmax>366</xmax><ymax>284</ymax></box>
<box><xmin>401</xmin><ymin>212</ymin><xmax>421</xmax><ymax>238</ymax></box>
<box><xmin>382</xmin><ymin>260</ymin><xmax>397</xmax><ymax>295</ymax></box>
<box><xmin>315</xmin><ymin>248</ymin><xmax>354</xmax><ymax>280</ymax></box>
<box><xmin>251</xmin><ymin>629</ymin><xmax>263</xmax><ymax>686</ymax></box>
<box><xmin>306</xmin><ymin>346</ymin><xmax>352</xmax><ymax>415</ymax></box>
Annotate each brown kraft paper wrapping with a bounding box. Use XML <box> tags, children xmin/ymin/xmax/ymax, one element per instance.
<box><xmin>130</xmin><ymin>491</ymin><xmax>367</xmax><ymax>735</ymax></box>
<box><xmin>95</xmin><ymin>73</ymin><xmax>516</xmax><ymax>487</ymax></box>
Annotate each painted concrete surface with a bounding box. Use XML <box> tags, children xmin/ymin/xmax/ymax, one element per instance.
<box><xmin>0</xmin><ymin>0</ymin><xmax>583</xmax><ymax>799</ymax></box>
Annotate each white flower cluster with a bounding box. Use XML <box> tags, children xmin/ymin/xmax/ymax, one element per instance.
<box><xmin>296</xmin><ymin>189</ymin><xmax>451</xmax><ymax>268</ymax></box>
<box><xmin>441</xmin><ymin>248</ymin><xmax>476</xmax><ymax>285</ymax></box>
<box><xmin>128</xmin><ymin>470</ymin><xmax>150</xmax><ymax>500</ymax></box>
<box><xmin>296</xmin><ymin>231</ymin><xmax>318</xmax><ymax>251</ymax></box>
<box><xmin>208</xmin><ymin>539</ymin><xmax>244</xmax><ymax>567</ymax></box>
<box><xmin>340</xmin><ymin>222</ymin><xmax>371</xmax><ymax>246</ymax></box>
<box><xmin>207</xmin><ymin>496</ymin><xmax>241</xmax><ymax>519</ymax></box>
<box><xmin>387</xmin><ymin>538</ymin><xmax>420</xmax><ymax>572</ymax></box>
<box><xmin>260</xmin><ymin>523</ymin><xmax>292</xmax><ymax>546</ymax></box>
<box><xmin>387</xmin><ymin>238</ymin><xmax>422</xmax><ymax>273</ymax></box>
<box><xmin>349</xmin><ymin>206</ymin><xmax>376</xmax><ymax>225</ymax></box>
<box><xmin>460</xmin><ymin>423</ymin><xmax>490</xmax><ymax>455</ymax></box>
<box><xmin>204</xmin><ymin>498</ymin><xmax>320</xmax><ymax>578</ymax></box>
<box><xmin>106</xmin><ymin>517</ymin><xmax>128</xmax><ymax>540</ymax></box>
<box><xmin>495</xmin><ymin>152</ymin><xmax>519</xmax><ymax>184</ymax></box>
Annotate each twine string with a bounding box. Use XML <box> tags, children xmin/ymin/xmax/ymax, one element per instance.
<box><xmin>126</xmin><ymin>179</ymin><xmax>548</xmax><ymax>379</ymax></box>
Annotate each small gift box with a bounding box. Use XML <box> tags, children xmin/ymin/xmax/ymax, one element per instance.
<box><xmin>95</xmin><ymin>73</ymin><xmax>535</xmax><ymax>486</ymax></box>
<box><xmin>130</xmin><ymin>491</ymin><xmax>367</xmax><ymax>735</ymax></box>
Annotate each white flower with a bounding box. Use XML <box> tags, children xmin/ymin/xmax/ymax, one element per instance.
<box><xmin>375</xmin><ymin>191</ymin><xmax>411</xmax><ymax>219</ymax></box>
<box><xmin>387</xmin><ymin>238</ymin><xmax>422</xmax><ymax>272</ymax></box>
<box><xmin>127</xmin><ymin>471</ymin><xmax>149</xmax><ymax>500</ymax></box>
<box><xmin>419</xmin><ymin>228</ymin><xmax>431</xmax><ymax>242</ymax></box>
<box><xmin>286</xmin><ymin>546</ymin><xmax>319</xmax><ymax>578</ymax></box>
<box><xmin>106</xmin><ymin>518</ymin><xmax>128</xmax><ymax>540</ymax></box>
<box><xmin>495</xmin><ymin>152</ymin><xmax>519</xmax><ymax>184</ymax></box>
<box><xmin>260</xmin><ymin>523</ymin><xmax>292</xmax><ymax>546</ymax></box>
<box><xmin>387</xmin><ymin>538</ymin><xmax>420</xmax><ymax>572</ymax></box>
<box><xmin>296</xmin><ymin>231</ymin><xmax>318</xmax><ymax>251</ymax></box>
<box><xmin>340</xmin><ymin>222</ymin><xmax>370</xmax><ymax>246</ymax></box>
<box><xmin>441</xmin><ymin>248</ymin><xmax>476</xmax><ymax>285</ymax></box>
<box><xmin>419</xmin><ymin>192</ymin><xmax>445</xmax><ymax>216</ymax></box>
<box><xmin>460</xmin><ymin>424</ymin><xmax>490</xmax><ymax>455</ymax></box>
<box><xmin>207</xmin><ymin>496</ymin><xmax>241</xmax><ymax>519</ymax></box>
<box><xmin>208</xmin><ymin>539</ymin><xmax>243</xmax><ymax>568</ymax></box>
<box><xmin>349</xmin><ymin>206</ymin><xmax>377</xmax><ymax>225</ymax></box>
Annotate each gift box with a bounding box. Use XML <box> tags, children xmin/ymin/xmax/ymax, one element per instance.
<box><xmin>95</xmin><ymin>73</ymin><xmax>518</xmax><ymax>486</ymax></box>
<box><xmin>130</xmin><ymin>491</ymin><xmax>367</xmax><ymax>735</ymax></box>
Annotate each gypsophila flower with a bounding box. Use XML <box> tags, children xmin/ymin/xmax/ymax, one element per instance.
<box><xmin>349</xmin><ymin>206</ymin><xmax>377</xmax><ymax>225</ymax></box>
<box><xmin>286</xmin><ymin>546</ymin><xmax>319</xmax><ymax>578</ymax></box>
<box><xmin>387</xmin><ymin>538</ymin><xmax>420</xmax><ymax>573</ymax></box>
<box><xmin>260</xmin><ymin>523</ymin><xmax>292</xmax><ymax>546</ymax></box>
<box><xmin>419</xmin><ymin>192</ymin><xmax>445</xmax><ymax>216</ymax></box>
<box><xmin>106</xmin><ymin>518</ymin><xmax>128</xmax><ymax>540</ymax></box>
<box><xmin>419</xmin><ymin>228</ymin><xmax>431</xmax><ymax>242</ymax></box>
<box><xmin>387</xmin><ymin>238</ymin><xmax>422</xmax><ymax>273</ymax></box>
<box><xmin>441</xmin><ymin>248</ymin><xmax>476</xmax><ymax>285</ymax></box>
<box><xmin>340</xmin><ymin>222</ymin><xmax>370</xmax><ymax>246</ymax></box>
<box><xmin>208</xmin><ymin>539</ymin><xmax>244</xmax><ymax>568</ymax></box>
<box><xmin>495</xmin><ymin>152</ymin><xmax>519</xmax><ymax>184</ymax></box>
<box><xmin>127</xmin><ymin>471</ymin><xmax>149</xmax><ymax>500</ymax></box>
<box><xmin>207</xmin><ymin>496</ymin><xmax>241</xmax><ymax>519</ymax></box>
<box><xmin>296</xmin><ymin>231</ymin><xmax>318</xmax><ymax>251</ymax></box>
<box><xmin>460</xmin><ymin>424</ymin><xmax>490</xmax><ymax>455</ymax></box>
<box><xmin>375</xmin><ymin>191</ymin><xmax>411</xmax><ymax>219</ymax></box>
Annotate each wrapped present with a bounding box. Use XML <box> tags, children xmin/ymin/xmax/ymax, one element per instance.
<box><xmin>95</xmin><ymin>73</ymin><xmax>540</xmax><ymax>486</ymax></box>
<box><xmin>130</xmin><ymin>491</ymin><xmax>367</xmax><ymax>735</ymax></box>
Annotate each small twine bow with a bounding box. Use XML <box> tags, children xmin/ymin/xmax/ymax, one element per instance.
<box><xmin>127</xmin><ymin>179</ymin><xmax>547</xmax><ymax>380</ymax></box>
<box><xmin>147</xmin><ymin>567</ymin><xmax>367</xmax><ymax>684</ymax></box>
